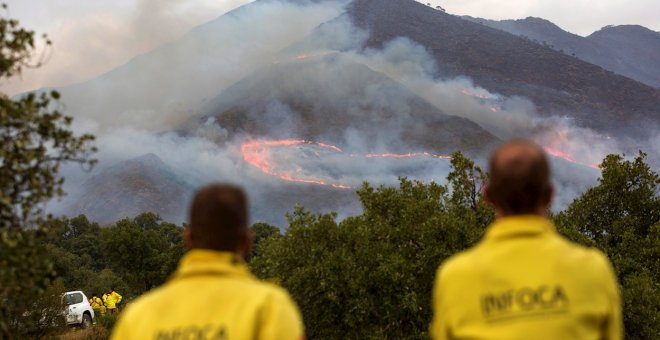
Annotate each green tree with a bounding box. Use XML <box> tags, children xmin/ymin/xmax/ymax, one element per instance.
<box><xmin>0</xmin><ymin>6</ymin><xmax>96</xmax><ymax>337</ymax></box>
<box><xmin>446</xmin><ymin>151</ymin><xmax>487</xmax><ymax>211</ymax></box>
<box><xmin>247</xmin><ymin>222</ymin><xmax>281</xmax><ymax>261</ymax></box>
<box><xmin>101</xmin><ymin>213</ymin><xmax>184</xmax><ymax>295</ymax></box>
<box><xmin>555</xmin><ymin>152</ymin><xmax>660</xmax><ymax>340</ymax></box>
<box><xmin>251</xmin><ymin>153</ymin><xmax>493</xmax><ymax>339</ymax></box>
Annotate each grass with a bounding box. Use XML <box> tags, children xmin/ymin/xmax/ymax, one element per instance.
<box><xmin>58</xmin><ymin>314</ymin><xmax>117</xmax><ymax>339</ymax></box>
<box><xmin>59</xmin><ymin>326</ymin><xmax>108</xmax><ymax>340</ymax></box>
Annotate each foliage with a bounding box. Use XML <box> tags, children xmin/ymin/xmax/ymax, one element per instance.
<box><xmin>252</xmin><ymin>150</ymin><xmax>658</xmax><ymax>339</ymax></box>
<box><xmin>247</xmin><ymin>222</ymin><xmax>281</xmax><ymax>262</ymax></box>
<box><xmin>44</xmin><ymin>213</ymin><xmax>185</xmax><ymax>299</ymax></box>
<box><xmin>555</xmin><ymin>152</ymin><xmax>660</xmax><ymax>340</ymax></box>
<box><xmin>8</xmin><ymin>279</ymin><xmax>67</xmax><ymax>339</ymax></box>
<box><xmin>59</xmin><ymin>324</ymin><xmax>109</xmax><ymax>340</ymax></box>
<box><xmin>96</xmin><ymin>313</ymin><xmax>119</xmax><ymax>334</ymax></box>
<box><xmin>100</xmin><ymin>213</ymin><xmax>183</xmax><ymax>293</ymax></box>
<box><xmin>0</xmin><ymin>6</ymin><xmax>96</xmax><ymax>338</ymax></box>
<box><xmin>251</xmin><ymin>152</ymin><xmax>493</xmax><ymax>339</ymax></box>
<box><xmin>11</xmin><ymin>150</ymin><xmax>657</xmax><ymax>339</ymax></box>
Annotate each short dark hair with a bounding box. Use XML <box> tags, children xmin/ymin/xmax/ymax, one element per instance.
<box><xmin>487</xmin><ymin>139</ymin><xmax>552</xmax><ymax>215</ymax></box>
<box><xmin>188</xmin><ymin>184</ymin><xmax>248</xmax><ymax>251</ymax></box>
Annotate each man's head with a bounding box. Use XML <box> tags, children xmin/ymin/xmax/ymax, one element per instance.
<box><xmin>184</xmin><ymin>184</ymin><xmax>252</xmax><ymax>257</ymax></box>
<box><xmin>485</xmin><ymin>139</ymin><xmax>553</xmax><ymax>216</ymax></box>
<box><xmin>109</xmin><ymin>288</ymin><xmax>114</xmax><ymax>293</ymax></box>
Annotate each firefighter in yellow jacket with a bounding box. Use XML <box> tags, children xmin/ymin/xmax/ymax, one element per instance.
<box><xmin>90</xmin><ymin>293</ymin><xmax>106</xmax><ymax>316</ymax></box>
<box><xmin>104</xmin><ymin>288</ymin><xmax>122</xmax><ymax>313</ymax></box>
<box><xmin>112</xmin><ymin>184</ymin><xmax>304</xmax><ymax>340</ymax></box>
<box><xmin>431</xmin><ymin>140</ymin><xmax>622</xmax><ymax>340</ymax></box>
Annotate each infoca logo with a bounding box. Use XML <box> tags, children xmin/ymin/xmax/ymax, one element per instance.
<box><xmin>481</xmin><ymin>284</ymin><xmax>569</xmax><ymax>322</ymax></box>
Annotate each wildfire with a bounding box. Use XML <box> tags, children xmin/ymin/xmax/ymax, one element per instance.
<box><xmin>543</xmin><ymin>146</ymin><xmax>600</xmax><ymax>169</ymax></box>
<box><xmin>365</xmin><ymin>152</ymin><xmax>451</xmax><ymax>160</ymax></box>
<box><xmin>461</xmin><ymin>89</ymin><xmax>490</xmax><ymax>99</ymax></box>
<box><xmin>459</xmin><ymin>88</ymin><xmax>499</xmax><ymax>113</ymax></box>
<box><xmin>272</xmin><ymin>51</ymin><xmax>337</xmax><ymax>64</ymax></box>
<box><xmin>240</xmin><ymin>139</ymin><xmax>346</xmax><ymax>187</ymax></box>
<box><xmin>543</xmin><ymin>147</ymin><xmax>576</xmax><ymax>163</ymax></box>
<box><xmin>241</xmin><ymin>139</ymin><xmax>453</xmax><ymax>188</ymax></box>
<box><xmin>241</xmin><ymin>139</ymin><xmax>601</xmax><ymax>189</ymax></box>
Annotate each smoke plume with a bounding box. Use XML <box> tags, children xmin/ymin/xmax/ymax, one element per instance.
<box><xmin>51</xmin><ymin>0</ymin><xmax>642</xmax><ymax>225</ymax></box>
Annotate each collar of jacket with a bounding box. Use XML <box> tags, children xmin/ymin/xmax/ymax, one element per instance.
<box><xmin>483</xmin><ymin>215</ymin><xmax>556</xmax><ymax>242</ymax></box>
<box><xmin>172</xmin><ymin>249</ymin><xmax>252</xmax><ymax>281</ymax></box>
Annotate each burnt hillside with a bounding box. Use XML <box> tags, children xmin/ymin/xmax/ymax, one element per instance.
<box><xmin>203</xmin><ymin>57</ymin><xmax>499</xmax><ymax>155</ymax></box>
<box><xmin>348</xmin><ymin>0</ymin><xmax>660</xmax><ymax>139</ymax></box>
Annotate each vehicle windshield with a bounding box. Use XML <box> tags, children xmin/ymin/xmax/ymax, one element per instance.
<box><xmin>63</xmin><ymin>293</ymin><xmax>83</xmax><ymax>306</ymax></box>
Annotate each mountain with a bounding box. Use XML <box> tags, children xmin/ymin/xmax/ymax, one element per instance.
<box><xmin>587</xmin><ymin>25</ymin><xmax>660</xmax><ymax>88</ymax></box>
<box><xmin>65</xmin><ymin>152</ymin><xmax>362</xmax><ymax>227</ymax></box>
<box><xmin>200</xmin><ymin>56</ymin><xmax>499</xmax><ymax>154</ymax></box>
<box><xmin>51</xmin><ymin>0</ymin><xmax>660</xmax><ymax>141</ymax></box>
<box><xmin>462</xmin><ymin>16</ymin><xmax>660</xmax><ymax>88</ymax></box>
<box><xmin>67</xmin><ymin>154</ymin><xmax>194</xmax><ymax>224</ymax></box>
<box><xmin>51</xmin><ymin>0</ymin><xmax>346</xmax><ymax>131</ymax></box>
<box><xmin>48</xmin><ymin>0</ymin><xmax>660</xmax><ymax>225</ymax></box>
<box><xmin>348</xmin><ymin>0</ymin><xmax>660</xmax><ymax>139</ymax></box>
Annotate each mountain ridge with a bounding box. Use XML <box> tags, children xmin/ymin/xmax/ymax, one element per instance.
<box><xmin>462</xmin><ymin>16</ymin><xmax>660</xmax><ymax>88</ymax></box>
<box><xmin>67</xmin><ymin>154</ymin><xmax>193</xmax><ymax>225</ymax></box>
<box><xmin>348</xmin><ymin>0</ymin><xmax>660</xmax><ymax>140</ymax></box>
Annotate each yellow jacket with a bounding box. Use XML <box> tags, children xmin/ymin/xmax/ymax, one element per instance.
<box><xmin>111</xmin><ymin>291</ymin><xmax>122</xmax><ymax>305</ymax></box>
<box><xmin>111</xmin><ymin>250</ymin><xmax>304</xmax><ymax>340</ymax></box>
<box><xmin>431</xmin><ymin>215</ymin><xmax>622</xmax><ymax>340</ymax></box>
<box><xmin>90</xmin><ymin>296</ymin><xmax>103</xmax><ymax>309</ymax></box>
<box><xmin>103</xmin><ymin>292</ymin><xmax>121</xmax><ymax>309</ymax></box>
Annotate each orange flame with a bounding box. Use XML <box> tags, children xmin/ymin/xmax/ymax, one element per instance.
<box><xmin>461</xmin><ymin>88</ymin><xmax>489</xmax><ymax>99</ymax></box>
<box><xmin>241</xmin><ymin>140</ymin><xmax>453</xmax><ymax>188</ymax></box>
<box><xmin>543</xmin><ymin>146</ymin><xmax>600</xmax><ymax>169</ymax></box>
<box><xmin>241</xmin><ymin>139</ymin><xmax>600</xmax><ymax>188</ymax></box>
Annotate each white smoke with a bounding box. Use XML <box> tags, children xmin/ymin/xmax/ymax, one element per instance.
<box><xmin>53</xmin><ymin>0</ymin><xmax>644</xmax><ymax>225</ymax></box>
<box><xmin>56</xmin><ymin>0</ymin><xmax>348</xmax><ymax>132</ymax></box>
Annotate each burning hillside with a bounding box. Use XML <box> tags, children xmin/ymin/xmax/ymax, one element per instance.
<box><xmin>52</xmin><ymin>0</ymin><xmax>658</xmax><ymax>225</ymax></box>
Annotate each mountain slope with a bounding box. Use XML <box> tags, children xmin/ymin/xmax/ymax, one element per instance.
<box><xmin>52</xmin><ymin>0</ymin><xmax>345</xmax><ymax>131</ymax></box>
<box><xmin>67</xmin><ymin>154</ymin><xmax>194</xmax><ymax>224</ymax></box>
<box><xmin>348</xmin><ymin>0</ymin><xmax>660</xmax><ymax>139</ymax></box>
<box><xmin>200</xmin><ymin>56</ymin><xmax>499</xmax><ymax>154</ymax></box>
<box><xmin>463</xmin><ymin>16</ymin><xmax>660</xmax><ymax>88</ymax></box>
<box><xmin>587</xmin><ymin>25</ymin><xmax>660</xmax><ymax>88</ymax></box>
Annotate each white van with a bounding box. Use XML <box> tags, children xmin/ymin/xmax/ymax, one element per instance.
<box><xmin>62</xmin><ymin>291</ymin><xmax>94</xmax><ymax>328</ymax></box>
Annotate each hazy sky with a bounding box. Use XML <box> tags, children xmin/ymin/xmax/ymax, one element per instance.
<box><xmin>436</xmin><ymin>0</ymin><xmax>660</xmax><ymax>34</ymax></box>
<box><xmin>1</xmin><ymin>0</ymin><xmax>658</xmax><ymax>95</ymax></box>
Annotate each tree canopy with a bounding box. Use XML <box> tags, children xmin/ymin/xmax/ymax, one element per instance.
<box><xmin>555</xmin><ymin>152</ymin><xmax>660</xmax><ymax>340</ymax></box>
<box><xmin>0</xmin><ymin>7</ymin><xmax>95</xmax><ymax>337</ymax></box>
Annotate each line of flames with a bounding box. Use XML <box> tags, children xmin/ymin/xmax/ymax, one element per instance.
<box><xmin>241</xmin><ymin>139</ymin><xmax>454</xmax><ymax>189</ymax></box>
<box><xmin>241</xmin><ymin>139</ymin><xmax>601</xmax><ymax>189</ymax></box>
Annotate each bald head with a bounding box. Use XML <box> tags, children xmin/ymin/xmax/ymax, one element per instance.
<box><xmin>187</xmin><ymin>184</ymin><xmax>249</xmax><ymax>252</ymax></box>
<box><xmin>486</xmin><ymin>139</ymin><xmax>553</xmax><ymax>216</ymax></box>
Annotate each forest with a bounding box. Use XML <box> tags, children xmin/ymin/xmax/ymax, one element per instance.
<box><xmin>3</xmin><ymin>152</ymin><xmax>658</xmax><ymax>339</ymax></box>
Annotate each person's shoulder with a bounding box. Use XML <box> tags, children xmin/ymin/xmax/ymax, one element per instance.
<box><xmin>118</xmin><ymin>285</ymin><xmax>168</xmax><ymax>318</ymax></box>
<box><xmin>249</xmin><ymin>278</ymin><xmax>296</xmax><ymax>302</ymax></box>
<box><xmin>552</xmin><ymin>235</ymin><xmax>614</xmax><ymax>277</ymax></box>
<box><xmin>553</xmin><ymin>235</ymin><xmax>610</xmax><ymax>264</ymax></box>
<box><xmin>436</xmin><ymin>245</ymin><xmax>482</xmax><ymax>281</ymax></box>
<box><xmin>579</xmin><ymin>246</ymin><xmax>614</xmax><ymax>274</ymax></box>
